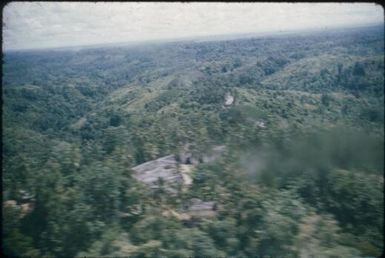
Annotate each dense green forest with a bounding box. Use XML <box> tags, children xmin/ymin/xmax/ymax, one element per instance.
<box><xmin>2</xmin><ymin>25</ymin><xmax>384</xmax><ymax>257</ymax></box>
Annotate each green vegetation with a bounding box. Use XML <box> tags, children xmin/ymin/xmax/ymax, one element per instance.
<box><xmin>2</xmin><ymin>25</ymin><xmax>384</xmax><ymax>257</ymax></box>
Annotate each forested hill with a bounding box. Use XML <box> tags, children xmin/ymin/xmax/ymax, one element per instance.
<box><xmin>3</xmin><ymin>24</ymin><xmax>384</xmax><ymax>257</ymax></box>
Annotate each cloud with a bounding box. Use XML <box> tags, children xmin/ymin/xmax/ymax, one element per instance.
<box><xmin>2</xmin><ymin>2</ymin><xmax>383</xmax><ymax>50</ymax></box>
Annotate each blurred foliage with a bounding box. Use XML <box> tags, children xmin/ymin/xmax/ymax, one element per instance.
<box><xmin>2</xmin><ymin>25</ymin><xmax>384</xmax><ymax>257</ymax></box>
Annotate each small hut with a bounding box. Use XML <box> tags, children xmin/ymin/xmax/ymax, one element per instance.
<box><xmin>131</xmin><ymin>155</ymin><xmax>183</xmax><ymax>193</ymax></box>
<box><xmin>185</xmin><ymin>198</ymin><xmax>217</xmax><ymax>218</ymax></box>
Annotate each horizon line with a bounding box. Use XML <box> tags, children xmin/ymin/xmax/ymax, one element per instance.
<box><xmin>3</xmin><ymin>22</ymin><xmax>383</xmax><ymax>53</ymax></box>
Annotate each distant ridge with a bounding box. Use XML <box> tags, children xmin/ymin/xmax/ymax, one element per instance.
<box><xmin>4</xmin><ymin>22</ymin><xmax>383</xmax><ymax>53</ymax></box>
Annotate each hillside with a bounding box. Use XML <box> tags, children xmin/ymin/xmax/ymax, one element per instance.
<box><xmin>2</xmin><ymin>25</ymin><xmax>384</xmax><ymax>257</ymax></box>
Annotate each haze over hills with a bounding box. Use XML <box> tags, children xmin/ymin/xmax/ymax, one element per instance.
<box><xmin>4</xmin><ymin>23</ymin><xmax>384</xmax><ymax>52</ymax></box>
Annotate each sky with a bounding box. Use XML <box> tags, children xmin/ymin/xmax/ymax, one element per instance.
<box><xmin>2</xmin><ymin>2</ymin><xmax>384</xmax><ymax>50</ymax></box>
